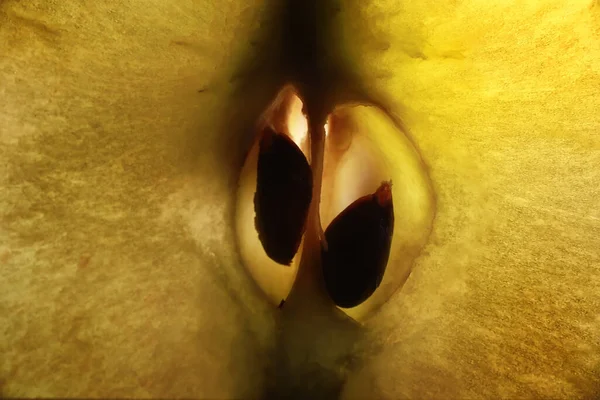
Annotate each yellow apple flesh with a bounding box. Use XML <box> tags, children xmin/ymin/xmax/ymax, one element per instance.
<box><xmin>1</xmin><ymin>0</ymin><xmax>599</xmax><ymax>398</ymax></box>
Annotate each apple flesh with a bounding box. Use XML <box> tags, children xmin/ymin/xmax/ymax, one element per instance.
<box><xmin>1</xmin><ymin>0</ymin><xmax>599</xmax><ymax>399</ymax></box>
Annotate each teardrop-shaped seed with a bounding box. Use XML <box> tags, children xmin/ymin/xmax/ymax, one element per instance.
<box><xmin>254</xmin><ymin>127</ymin><xmax>313</xmax><ymax>265</ymax></box>
<box><xmin>321</xmin><ymin>181</ymin><xmax>394</xmax><ymax>308</ymax></box>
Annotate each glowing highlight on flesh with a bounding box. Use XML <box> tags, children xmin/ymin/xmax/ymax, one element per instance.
<box><xmin>286</xmin><ymin>95</ymin><xmax>308</xmax><ymax>151</ymax></box>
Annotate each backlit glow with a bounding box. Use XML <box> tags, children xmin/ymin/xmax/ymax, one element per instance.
<box><xmin>286</xmin><ymin>95</ymin><xmax>309</xmax><ymax>153</ymax></box>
